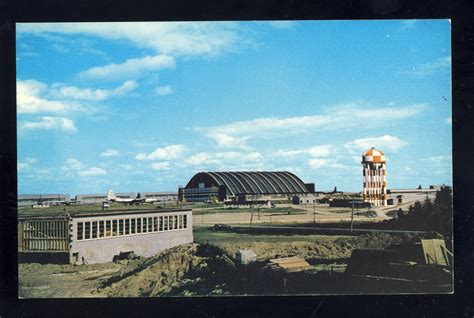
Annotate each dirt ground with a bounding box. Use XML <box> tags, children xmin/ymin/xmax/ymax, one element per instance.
<box><xmin>18</xmin><ymin>262</ymin><xmax>122</xmax><ymax>298</ymax></box>
<box><xmin>18</xmin><ymin>228</ymin><xmax>416</xmax><ymax>298</ymax></box>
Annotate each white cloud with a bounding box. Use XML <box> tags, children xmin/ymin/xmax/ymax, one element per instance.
<box><xmin>79</xmin><ymin>55</ymin><xmax>175</xmax><ymax>81</ymax></box>
<box><xmin>425</xmin><ymin>155</ymin><xmax>451</xmax><ymax>165</ymax></box>
<box><xmin>65</xmin><ymin>158</ymin><xmax>86</xmax><ymax>170</ymax></box>
<box><xmin>18</xmin><ymin>79</ymin><xmax>132</xmax><ymax>114</ymax></box>
<box><xmin>194</xmin><ymin>102</ymin><xmax>426</xmax><ymax>147</ymax></box>
<box><xmin>445</xmin><ymin>116</ymin><xmax>452</xmax><ymax>125</ymax></box>
<box><xmin>274</xmin><ymin>145</ymin><xmax>332</xmax><ymax>158</ymax></box>
<box><xmin>308</xmin><ymin>158</ymin><xmax>346</xmax><ymax>169</ymax></box>
<box><xmin>424</xmin><ymin>154</ymin><xmax>452</xmax><ymax>176</ymax></box>
<box><xmin>307</xmin><ymin>145</ymin><xmax>332</xmax><ymax>157</ymax></box>
<box><xmin>50</xmin><ymin>80</ymin><xmax>138</xmax><ymax>101</ymax></box>
<box><xmin>35</xmin><ymin>168</ymin><xmax>52</xmax><ymax>175</ymax></box>
<box><xmin>273</xmin><ymin>149</ymin><xmax>306</xmax><ymax>157</ymax></box>
<box><xmin>78</xmin><ymin>167</ymin><xmax>107</xmax><ymax>177</ymax></box>
<box><xmin>308</xmin><ymin>158</ymin><xmax>327</xmax><ymax>169</ymax></box>
<box><xmin>154</xmin><ymin>85</ymin><xmax>173</xmax><ymax>95</ymax></box>
<box><xmin>119</xmin><ymin>164</ymin><xmax>134</xmax><ymax>170</ymax></box>
<box><xmin>184</xmin><ymin>151</ymin><xmax>263</xmax><ymax>167</ymax></box>
<box><xmin>207</xmin><ymin>133</ymin><xmax>250</xmax><ymax>149</ymax></box>
<box><xmin>20</xmin><ymin>116</ymin><xmax>77</xmax><ymax>132</ymax></box>
<box><xmin>343</xmin><ymin>135</ymin><xmax>407</xmax><ymax>153</ymax></box>
<box><xmin>63</xmin><ymin>158</ymin><xmax>107</xmax><ymax>178</ymax></box>
<box><xmin>402</xmin><ymin>56</ymin><xmax>451</xmax><ymax>76</ymax></box>
<box><xmin>135</xmin><ymin>144</ymin><xmax>186</xmax><ymax>161</ymax></box>
<box><xmin>17</xmin><ymin>80</ymin><xmax>86</xmax><ymax>114</ymax></box>
<box><xmin>100</xmin><ymin>149</ymin><xmax>120</xmax><ymax>157</ymax></box>
<box><xmin>17</xmin><ymin>22</ymin><xmax>242</xmax><ymax>58</ymax></box>
<box><xmin>150</xmin><ymin>162</ymin><xmax>170</xmax><ymax>170</ymax></box>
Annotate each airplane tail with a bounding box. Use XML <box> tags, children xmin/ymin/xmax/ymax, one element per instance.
<box><xmin>107</xmin><ymin>190</ymin><xmax>116</xmax><ymax>201</ymax></box>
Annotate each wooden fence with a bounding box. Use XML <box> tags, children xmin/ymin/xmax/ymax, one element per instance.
<box><xmin>19</xmin><ymin>219</ymin><xmax>70</xmax><ymax>251</ymax></box>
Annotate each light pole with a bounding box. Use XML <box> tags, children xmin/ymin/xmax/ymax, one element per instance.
<box><xmin>350</xmin><ymin>195</ymin><xmax>355</xmax><ymax>233</ymax></box>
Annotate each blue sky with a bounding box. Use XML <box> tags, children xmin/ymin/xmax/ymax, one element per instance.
<box><xmin>16</xmin><ymin>20</ymin><xmax>452</xmax><ymax>195</ymax></box>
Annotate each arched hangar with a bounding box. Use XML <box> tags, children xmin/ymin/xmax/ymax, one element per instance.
<box><xmin>179</xmin><ymin>171</ymin><xmax>315</xmax><ymax>203</ymax></box>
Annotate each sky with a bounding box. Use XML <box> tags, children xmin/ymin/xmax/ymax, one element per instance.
<box><xmin>16</xmin><ymin>20</ymin><xmax>452</xmax><ymax>195</ymax></box>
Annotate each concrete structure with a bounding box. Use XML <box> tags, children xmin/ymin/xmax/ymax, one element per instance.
<box><xmin>362</xmin><ymin>147</ymin><xmax>387</xmax><ymax>207</ymax></box>
<box><xmin>19</xmin><ymin>208</ymin><xmax>193</xmax><ymax>264</ymax></box>
<box><xmin>179</xmin><ymin>171</ymin><xmax>314</xmax><ymax>203</ymax></box>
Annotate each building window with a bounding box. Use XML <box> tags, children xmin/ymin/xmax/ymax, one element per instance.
<box><xmin>99</xmin><ymin>220</ymin><xmax>105</xmax><ymax>238</ymax></box>
<box><xmin>131</xmin><ymin>218</ymin><xmax>136</xmax><ymax>234</ymax></box>
<box><xmin>143</xmin><ymin>217</ymin><xmax>148</xmax><ymax>233</ymax></box>
<box><xmin>148</xmin><ymin>217</ymin><xmax>153</xmax><ymax>232</ymax></box>
<box><xmin>112</xmin><ymin>219</ymin><xmax>118</xmax><ymax>236</ymax></box>
<box><xmin>159</xmin><ymin>216</ymin><xmax>163</xmax><ymax>231</ymax></box>
<box><xmin>77</xmin><ymin>222</ymin><xmax>83</xmax><ymax>240</ymax></box>
<box><xmin>92</xmin><ymin>221</ymin><xmax>98</xmax><ymax>239</ymax></box>
<box><xmin>137</xmin><ymin>218</ymin><xmax>142</xmax><ymax>233</ymax></box>
<box><xmin>106</xmin><ymin>220</ymin><xmax>111</xmax><ymax>237</ymax></box>
<box><xmin>153</xmin><ymin>217</ymin><xmax>158</xmax><ymax>232</ymax></box>
<box><xmin>183</xmin><ymin>215</ymin><xmax>187</xmax><ymax>228</ymax></box>
<box><xmin>119</xmin><ymin>219</ymin><xmax>124</xmax><ymax>236</ymax></box>
<box><xmin>125</xmin><ymin>219</ymin><xmax>130</xmax><ymax>235</ymax></box>
<box><xmin>174</xmin><ymin>215</ymin><xmax>178</xmax><ymax>230</ymax></box>
<box><xmin>179</xmin><ymin>215</ymin><xmax>183</xmax><ymax>229</ymax></box>
<box><xmin>84</xmin><ymin>222</ymin><xmax>91</xmax><ymax>239</ymax></box>
<box><xmin>164</xmin><ymin>216</ymin><xmax>168</xmax><ymax>231</ymax></box>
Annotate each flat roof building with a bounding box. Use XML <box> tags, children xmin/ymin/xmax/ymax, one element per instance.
<box><xmin>18</xmin><ymin>194</ymin><xmax>70</xmax><ymax>206</ymax></box>
<box><xmin>139</xmin><ymin>192</ymin><xmax>178</xmax><ymax>201</ymax></box>
<box><xmin>18</xmin><ymin>208</ymin><xmax>193</xmax><ymax>264</ymax></box>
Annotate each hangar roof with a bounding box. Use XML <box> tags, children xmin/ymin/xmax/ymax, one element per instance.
<box><xmin>185</xmin><ymin>171</ymin><xmax>309</xmax><ymax>196</ymax></box>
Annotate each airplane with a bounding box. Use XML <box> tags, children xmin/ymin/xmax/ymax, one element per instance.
<box><xmin>107</xmin><ymin>190</ymin><xmax>146</xmax><ymax>204</ymax></box>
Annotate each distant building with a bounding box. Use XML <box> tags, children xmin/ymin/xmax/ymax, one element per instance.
<box><xmin>387</xmin><ymin>187</ymin><xmax>439</xmax><ymax>203</ymax></box>
<box><xmin>139</xmin><ymin>192</ymin><xmax>178</xmax><ymax>202</ymax></box>
<box><xmin>362</xmin><ymin>147</ymin><xmax>387</xmax><ymax>207</ymax></box>
<box><xmin>75</xmin><ymin>192</ymin><xmax>135</xmax><ymax>204</ymax></box>
<box><xmin>18</xmin><ymin>194</ymin><xmax>70</xmax><ymax>206</ymax></box>
<box><xmin>18</xmin><ymin>208</ymin><xmax>193</xmax><ymax>264</ymax></box>
<box><xmin>179</xmin><ymin>171</ymin><xmax>314</xmax><ymax>203</ymax></box>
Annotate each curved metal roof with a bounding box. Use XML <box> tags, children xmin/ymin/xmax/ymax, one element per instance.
<box><xmin>185</xmin><ymin>171</ymin><xmax>309</xmax><ymax>196</ymax></box>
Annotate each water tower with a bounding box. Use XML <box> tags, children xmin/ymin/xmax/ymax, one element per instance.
<box><xmin>362</xmin><ymin>147</ymin><xmax>387</xmax><ymax>207</ymax></box>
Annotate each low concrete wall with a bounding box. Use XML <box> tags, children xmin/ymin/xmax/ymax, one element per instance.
<box><xmin>70</xmin><ymin>228</ymin><xmax>193</xmax><ymax>264</ymax></box>
<box><xmin>69</xmin><ymin>210</ymin><xmax>193</xmax><ymax>264</ymax></box>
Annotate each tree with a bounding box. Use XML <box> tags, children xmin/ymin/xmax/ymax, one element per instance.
<box><xmin>433</xmin><ymin>186</ymin><xmax>453</xmax><ymax>238</ymax></box>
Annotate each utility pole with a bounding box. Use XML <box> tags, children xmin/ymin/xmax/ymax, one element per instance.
<box><xmin>350</xmin><ymin>195</ymin><xmax>355</xmax><ymax>233</ymax></box>
<box><xmin>249</xmin><ymin>209</ymin><xmax>254</xmax><ymax>228</ymax></box>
